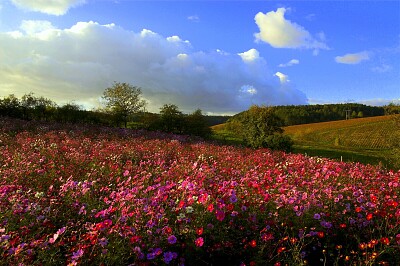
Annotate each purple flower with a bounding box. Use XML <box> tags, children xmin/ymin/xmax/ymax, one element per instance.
<box><xmin>99</xmin><ymin>237</ymin><xmax>108</xmax><ymax>247</ymax></box>
<box><xmin>229</xmin><ymin>195</ymin><xmax>237</xmax><ymax>203</ymax></box>
<box><xmin>167</xmin><ymin>235</ymin><xmax>177</xmax><ymax>244</ymax></box>
<box><xmin>71</xmin><ymin>249</ymin><xmax>84</xmax><ymax>260</ymax></box>
<box><xmin>313</xmin><ymin>213</ymin><xmax>321</xmax><ymax>220</ymax></box>
<box><xmin>147</xmin><ymin>253</ymin><xmax>156</xmax><ymax>260</ymax></box>
<box><xmin>164</xmin><ymin>251</ymin><xmax>175</xmax><ymax>264</ymax></box>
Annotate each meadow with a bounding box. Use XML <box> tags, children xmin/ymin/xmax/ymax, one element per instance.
<box><xmin>0</xmin><ymin>117</ymin><xmax>399</xmax><ymax>265</ymax></box>
<box><xmin>283</xmin><ymin>116</ymin><xmax>399</xmax><ymax>169</ymax></box>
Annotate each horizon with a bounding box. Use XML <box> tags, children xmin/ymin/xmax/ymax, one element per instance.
<box><xmin>0</xmin><ymin>0</ymin><xmax>399</xmax><ymax>115</ymax></box>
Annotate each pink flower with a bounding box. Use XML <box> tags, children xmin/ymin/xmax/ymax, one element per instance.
<box><xmin>195</xmin><ymin>237</ymin><xmax>204</xmax><ymax>247</ymax></box>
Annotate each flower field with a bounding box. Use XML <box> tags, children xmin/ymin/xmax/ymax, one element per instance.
<box><xmin>0</xmin><ymin>117</ymin><xmax>399</xmax><ymax>265</ymax></box>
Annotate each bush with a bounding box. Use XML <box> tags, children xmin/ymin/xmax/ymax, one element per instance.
<box><xmin>264</xmin><ymin>134</ymin><xmax>294</xmax><ymax>152</ymax></box>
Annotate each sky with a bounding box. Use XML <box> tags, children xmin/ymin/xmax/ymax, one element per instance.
<box><xmin>0</xmin><ymin>0</ymin><xmax>399</xmax><ymax>114</ymax></box>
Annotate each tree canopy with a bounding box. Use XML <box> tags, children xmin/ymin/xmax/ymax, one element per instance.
<box><xmin>234</xmin><ymin>105</ymin><xmax>293</xmax><ymax>151</ymax></box>
<box><xmin>102</xmin><ymin>82</ymin><xmax>147</xmax><ymax>127</ymax></box>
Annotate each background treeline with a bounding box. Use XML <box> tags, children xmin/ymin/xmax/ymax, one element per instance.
<box><xmin>1</xmin><ymin>93</ymin><xmax>398</xmax><ymax>135</ymax></box>
<box><xmin>230</xmin><ymin>103</ymin><xmax>390</xmax><ymax>126</ymax></box>
<box><xmin>0</xmin><ymin>93</ymin><xmax>228</xmax><ymax>138</ymax></box>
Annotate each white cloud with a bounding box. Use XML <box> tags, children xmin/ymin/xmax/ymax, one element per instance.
<box><xmin>11</xmin><ymin>0</ymin><xmax>86</xmax><ymax>15</ymax></box>
<box><xmin>0</xmin><ymin>20</ymin><xmax>308</xmax><ymax>113</ymax></box>
<box><xmin>358</xmin><ymin>98</ymin><xmax>400</xmax><ymax>106</ymax></box>
<box><xmin>20</xmin><ymin>20</ymin><xmax>55</xmax><ymax>35</ymax></box>
<box><xmin>335</xmin><ymin>51</ymin><xmax>370</xmax><ymax>64</ymax></box>
<box><xmin>240</xmin><ymin>85</ymin><xmax>257</xmax><ymax>95</ymax></box>
<box><xmin>371</xmin><ymin>64</ymin><xmax>392</xmax><ymax>73</ymax></box>
<box><xmin>275</xmin><ymin>72</ymin><xmax>289</xmax><ymax>84</ymax></box>
<box><xmin>238</xmin><ymin>48</ymin><xmax>260</xmax><ymax>63</ymax></box>
<box><xmin>254</xmin><ymin>7</ymin><xmax>328</xmax><ymax>50</ymax></box>
<box><xmin>187</xmin><ymin>15</ymin><xmax>200</xmax><ymax>22</ymax></box>
<box><xmin>278</xmin><ymin>59</ymin><xmax>299</xmax><ymax>67</ymax></box>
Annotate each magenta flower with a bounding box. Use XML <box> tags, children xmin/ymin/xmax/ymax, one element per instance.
<box><xmin>215</xmin><ymin>210</ymin><xmax>225</xmax><ymax>221</ymax></box>
<box><xmin>195</xmin><ymin>237</ymin><xmax>204</xmax><ymax>247</ymax></box>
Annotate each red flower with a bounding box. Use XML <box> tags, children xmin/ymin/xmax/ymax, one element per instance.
<box><xmin>277</xmin><ymin>246</ymin><xmax>286</xmax><ymax>253</ymax></box>
<box><xmin>317</xmin><ymin>232</ymin><xmax>324</xmax><ymax>238</ymax></box>
<box><xmin>163</xmin><ymin>226</ymin><xmax>172</xmax><ymax>235</ymax></box>
<box><xmin>130</xmin><ymin>235</ymin><xmax>141</xmax><ymax>244</ymax></box>
<box><xmin>195</xmin><ymin>237</ymin><xmax>204</xmax><ymax>247</ymax></box>
<box><xmin>249</xmin><ymin>240</ymin><xmax>257</xmax><ymax>248</ymax></box>
<box><xmin>196</xmin><ymin>227</ymin><xmax>203</xmax><ymax>235</ymax></box>
<box><xmin>366</xmin><ymin>213</ymin><xmax>373</xmax><ymax>221</ymax></box>
<box><xmin>380</xmin><ymin>237</ymin><xmax>390</xmax><ymax>245</ymax></box>
<box><xmin>207</xmin><ymin>204</ymin><xmax>214</xmax><ymax>212</ymax></box>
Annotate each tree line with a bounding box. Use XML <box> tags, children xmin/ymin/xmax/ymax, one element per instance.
<box><xmin>0</xmin><ymin>83</ymin><xmax>215</xmax><ymax>138</ymax></box>
<box><xmin>231</xmin><ymin>103</ymin><xmax>388</xmax><ymax>127</ymax></box>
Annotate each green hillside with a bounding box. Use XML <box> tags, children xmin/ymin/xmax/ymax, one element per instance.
<box><xmin>284</xmin><ymin>115</ymin><xmax>399</xmax><ymax>169</ymax></box>
<box><xmin>212</xmin><ymin>115</ymin><xmax>399</xmax><ymax>169</ymax></box>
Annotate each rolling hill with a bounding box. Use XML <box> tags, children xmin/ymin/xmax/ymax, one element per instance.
<box><xmin>284</xmin><ymin>115</ymin><xmax>399</xmax><ymax>169</ymax></box>
<box><xmin>212</xmin><ymin>115</ymin><xmax>399</xmax><ymax>169</ymax></box>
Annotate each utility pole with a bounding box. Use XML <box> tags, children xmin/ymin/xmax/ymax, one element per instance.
<box><xmin>345</xmin><ymin>109</ymin><xmax>351</xmax><ymax>120</ymax></box>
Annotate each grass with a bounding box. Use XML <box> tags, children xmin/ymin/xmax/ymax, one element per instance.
<box><xmin>211</xmin><ymin>115</ymin><xmax>400</xmax><ymax>170</ymax></box>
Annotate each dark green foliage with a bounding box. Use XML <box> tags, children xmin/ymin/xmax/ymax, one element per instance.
<box><xmin>263</xmin><ymin>134</ymin><xmax>294</xmax><ymax>152</ymax></box>
<box><xmin>230</xmin><ymin>103</ymin><xmax>385</xmax><ymax>126</ymax></box>
<box><xmin>156</xmin><ymin>104</ymin><xmax>185</xmax><ymax>133</ymax></box>
<box><xmin>146</xmin><ymin>105</ymin><xmax>212</xmax><ymax>138</ymax></box>
<box><xmin>185</xmin><ymin>109</ymin><xmax>212</xmax><ymax>138</ymax></box>
<box><xmin>237</xmin><ymin>105</ymin><xmax>292</xmax><ymax>151</ymax></box>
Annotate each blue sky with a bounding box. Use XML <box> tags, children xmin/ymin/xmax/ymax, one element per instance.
<box><xmin>0</xmin><ymin>0</ymin><xmax>399</xmax><ymax>114</ymax></box>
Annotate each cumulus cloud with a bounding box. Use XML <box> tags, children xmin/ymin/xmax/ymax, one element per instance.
<box><xmin>275</xmin><ymin>72</ymin><xmax>289</xmax><ymax>84</ymax></box>
<box><xmin>238</xmin><ymin>48</ymin><xmax>260</xmax><ymax>63</ymax></box>
<box><xmin>278</xmin><ymin>59</ymin><xmax>299</xmax><ymax>67</ymax></box>
<box><xmin>0</xmin><ymin>20</ymin><xmax>308</xmax><ymax>114</ymax></box>
<box><xmin>254</xmin><ymin>7</ymin><xmax>328</xmax><ymax>50</ymax></box>
<box><xmin>11</xmin><ymin>0</ymin><xmax>86</xmax><ymax>15</ymax></box>
<box><xmin>335</xmin><ymin>51</ymin><xmax>370</xmax><ymax>64</ymax></box>
<box><xmin>20</xmin><ymin>20</ymin><xmax>55</xmax><ymax>34</ymax></box>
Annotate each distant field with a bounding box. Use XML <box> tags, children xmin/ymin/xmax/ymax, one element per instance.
<box><xmin>283</xmin><ymin>115</ymin><xmax>399</xmax><ymax>169</ymax></box>
<box><xmin>211</xmin><ymin>115</ymin><xmax>399</xmax><ymax>169</ymax></box>
<box><xmin>284</xmin><ymin>115</ymin><xmax>395</xmax><ymax>149</ymax></box>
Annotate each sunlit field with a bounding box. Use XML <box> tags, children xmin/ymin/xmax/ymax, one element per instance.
<box><xmin>1</xmin><ymin>117</ymin><xmax>399</xmax><ymax>265</ymax></box>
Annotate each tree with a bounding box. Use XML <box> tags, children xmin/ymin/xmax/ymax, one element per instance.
<box><xmin>157</xmin><ymin>104</ymin><xmax>184</xmax><ymax>133</ymax></box>
<box><xmin>0</xmin><ymin>94</ymin><xmax>21</xmax><ymax>118</ymax></box>
<box><xmin>185</xmin><ymin>109</ymin><xmax>212</xmax><ymax>138</ymax></box>
<box><xmin>239</xmin><ymin>105</ymin><xmax>292</xmax><ymax>151</ymax></box>
<box><xmin>102</xmin><ymin>82</ymin><xmax>147</xmax><ymax>128</ymax></box>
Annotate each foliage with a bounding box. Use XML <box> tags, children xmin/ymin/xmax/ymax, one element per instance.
<box><xmin>0</xmin><ymin>117</ymin><xmax>399</xmax><ymax>265</ymax></box>
<box><xmin>156</xmin><ymin>104</ymin><xmax>185</xmax><ymax>134</ymax></box>
<box><xmin>231</xmin><ymin>103</ymin><xmax>385</xmax><ymax>127</ymax></box>
<box><xmin>236</xmin><ymin>105</ymin><xmax>292</xmax><ymax>151</ymax></box>
<box><xmin>102</xmin><ymin>82</ymin><xmax>147</xmax><ymax>128</ymax></box>
<box><xmin>263</xmin><ymin>134</ymin><xmax>294</xmax><ymax>152</ymax></box>
<box><xmin>184</xmin><ymin>109</ymin><xmax>212</xmax><ymax>138</ymax></box>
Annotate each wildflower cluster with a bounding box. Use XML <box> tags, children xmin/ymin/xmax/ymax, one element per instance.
<box><xmin>0</xmin><ymin>117</ymin><xmax>399</xmax><ymax>265</ymax></box>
